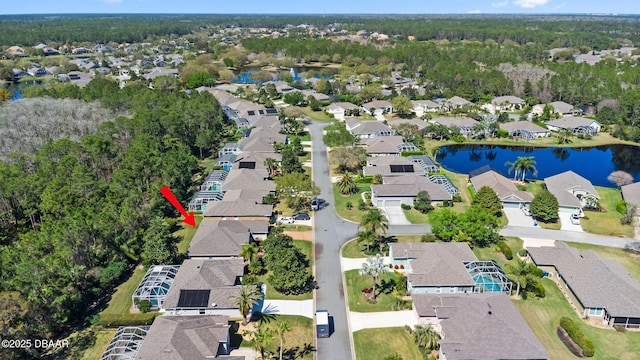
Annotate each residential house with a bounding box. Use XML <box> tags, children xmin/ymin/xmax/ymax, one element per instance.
<box><xmin>470</xmin><ymin>168</ymin><xmax>534</xmax><ymax>208</ymax></box>
<box><xmin>545</xmin><ymin>116</ymin><xmax>601</xmax><ymax>136</ymax></box>
<box><xmin>5</xmin><ymin>45</ymin><xmax>27</xmax><ymax>58</ymax></box>
<box><xmin>430</xmin><ymin>117</ymin><xmax>479</xmax><ymax>138</ymax></box>
<box><xmin>362</xmin><ymin>100</ymin><xmax>393</xmax><ymax>116</ymax></box>
<box><xmin>162</xmin><ymin>258</ymin><xmax>245</xmax><ymax>317</ymax></box>
<box><xmin>203</xmin><ymin>201</ymin><xmax>273</xmax><ymax>222</ymax></box>
<box><xmin>389</xmin><ymin>119</ymin><xmax>429</xmax><ymax>135</ymax></box>
<box><xmin>345</xmin><ymin>119</ymin><xmax>396</xmax><ymax>139</ymax></box>
<box><xmin>222</xmin><ymin>169</ymin><xmax>275</xmax><ymax>194</ymax></box>
<box><xmin>544</xmin><ymin>170</ymin><xmax>599</xmax><ymax>215</ymax></box>
<box><xmin>528</xmin><ymin>242</ymin><xmax>640</xmax><ymax>329</ymax></box>
<box><xmin>621</xmin><ymin>182</ymin><xmax>640</xmax><ymax>215</ymax></box>
<box><xmin>491</xmin><ymin>95</ymin><xmax>525</xmax><ymax>111</ymax></box>
<box><xmin>442</xmin><ymin>96</ymin><xmax>472</xmax><ymax>111</ymax></box>
<box><xmin>363</xmin><ymin>155</ymin><xmax>424</xmax><ymax>177</ymax></box>
<box><xmin>359</xmin><ymin>136</ymin><xmax>418</xmax><ymax>156</ymax></box>
<box><xmin>499</xmin><ymin>121</ymin><xmax>550</xmax><ymax>140</ymax></box>
<box><xmin>389</xmin><ymin>242</ymin><xmax>511</xmax><ymax>295</ymax></box>
<box><xmin>143</xmin><ymin>67</ymin><xmax>179</xmax><ymax>80</ymax></box>
<box><xmin>371</xmin><ymin>174</ymin><xmax>452</xmax><ymax>208</ymax></box>
<box><xmin>187</xmin><ymin>220</ymin><xmax>265</xmax><ymax>258</ymax></box>
<box><xmin>407</xmin><ymin>155</ymin><xmax>440</xmax><ymax>173</ymax></box>
<box><xmin>326</xmin><ymin>102</ymin><xmax>360</xmax><ymax>120</ymax></box>
<box><xmin>532</xmin><ymin>101</ymin><xmax>582</xmax><ymax>117</ymax></box>
<box><xmin>301</xmin><ymin>89</ymin><xmax>331</xmax><ymax>102</ymax></box>
<box><xmin>412</xmin><ymin>293</ymin><xmax>549</xmax><ymax>360</ymax></box>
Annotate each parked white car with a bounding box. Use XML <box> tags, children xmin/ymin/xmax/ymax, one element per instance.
<box><xmin>277</xmin><ymin>217</ymin><xmax>295</xmax><ymax>224</ymax></box>
<box><xmin>570</xmin><ymin>213</ymin><xmax>581</xmax><ymax>225</ymax></box>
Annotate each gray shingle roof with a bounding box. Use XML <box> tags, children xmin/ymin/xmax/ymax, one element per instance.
<box><xmin>372</xmin><ymin>174</ymin><xmax>452</xmax><ymax>201</ymax></box>
<box><xmin>622</xmin><ymin>182</ymin><xmax>640</xmax><ymax>209</ymax></box>
<box><xmin>413</xmin><ymin>293</ymin><xmax>549</xmax><ymax>360</ymax></box>
<box><xmin>528</xmin><ymin>242</ymin><xmax>640</xmax><ymax>318</ymax></box>
<box><xmin>203</xmin><ymin>201</ymin><xmax>273</xmax><ymax>218</ymax></box>
<box><xmin>499</xmin><ymin>121</ymin><xmax>549</xmax><ymax>134</ymax></box>
<box><xmin>492</xmin><ymin>95</ymin><xmax>525</xmax><ymax>105</ymax></box>
<box><xmin>470</xmin><ymin>169</ymin><xmax>534</xmax><ymax>203</ymax></box>
<box><xmin>188</xmin><ymin>220</ymin><xmax>253</xmax><ymax>257</ymax></box>
<box><xmin>546</xmin><ymin>116</ymin><xmax>600</xmax><ymax>130</ymax></box>
<box><xmin>360</xmin><ymin>136</ymin><xmax>404</xmax><ymax>154</ymax></box>
<box><xmin>135</xmin><ymin>315</ymin><xmax>231</xmax><ymax>360</ymax></box>
<box><xmin>430</xmin><ymin>116</ymin><xmax>478</xmax><ymax>128</ymax></box>
<box><xmin>163</xmin><ymin>258</ymin><xmax>244</xmax><ymax>309</ymax></box>
<box><xmin>544</xmin><ymin>170</ymin><xmax>599</xmax><ymax>208</ymax></box>
<box><xmin>390</xmin><ymin>243</ymin><xmax>477</xmax><ymax>287</ymax></box>
<box><xmin>222</xmin><ymin>169</ymin><xmax>275</xmax><ymax>192</ymax></box>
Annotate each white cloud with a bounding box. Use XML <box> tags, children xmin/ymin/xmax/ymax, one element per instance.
<box><xmin>492</xmin><ymin>1</ymin><xmax>509</xmax><ymax>7</ymax></box>
<box><xmin>468</xmin><ymin>9</ymin><xmax>482</xmax><ymax>13</ymax></box>
<box><xmin>513</xmin><ymin>0</ymin><xmax>551</xmax><ymax>8</ymax></box>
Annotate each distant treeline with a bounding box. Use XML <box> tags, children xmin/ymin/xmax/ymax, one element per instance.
<box><xmin>1</xmin><ymin>14</ymin><xmax>639</xmax><ymax>47</ymax></box>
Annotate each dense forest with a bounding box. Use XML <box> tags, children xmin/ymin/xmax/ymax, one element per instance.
<box><xmin>0</xmin><ymin>79</ymin><xmax>230</xmax><ymax>358</ymax></box>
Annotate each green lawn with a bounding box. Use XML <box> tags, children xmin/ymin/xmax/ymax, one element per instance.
<box><xmin>80</xmin><ymin>329</ymin><xmax>117</xmax><ymax>360</ymax></box>
<box><xmin>281</xmin><ymin>224</ymin><xmax>313</xmax><ymax>232</ymax></box>
<box><xmin>472</xmin><ymin>237</ymin><xmax>524</xmax><ymax>268</ymax></box>
<box><xmin>238</xmin><ymin>315</ymin><xmax>314</xmax><ymax>359</ymax></box>
<box><xmin>101</xmin><ymin>266</ymin><xmax>147</xmax><ymax>315</ymax></box>
<box><xmin>345</xmin><ymin>269</ymin><xmax>411</xmax><ymax>312</ymax></box>
<box><xmin>333</xmin><ymin>183</ymin><xmax>371</xmax><ymax>223</ymax></box>
<box><xmin>403</xmin><ymin>208</ymin><xmax>430</xmax><ymax>224</ymax></box>
<box><xmin>303</xmin><ymin>108</ymin><xmax>336</xmax><ymax>122</ymax></box>
<box><xmin>515</xmin><ymin>279</ymin><xmax>640</xmax><ymax>360</ymax></box>
<box><xmin>353</xmin><ymin>327</ymin><xmax>423</xmax><ymax>360</ymax></box>
<box><xmin>175</xmin><ymin>214</ymin><xmax>204</xmax><ymax>254</ymax></box>
<box><xmin>258</xmin><ymin>240</ymin><xmax>313</xmax><ymax>300</ymax></box>
<box><xmin>581</xmin><ymin>186</ymin><xmax>633</xmax><ymax>237</ymax></box>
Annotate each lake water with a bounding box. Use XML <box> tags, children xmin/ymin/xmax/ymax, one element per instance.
<box><xmin>435</xmin><ymin>144</ymin><xmax>640</xmax><ymax>187</ymax></box>
<box><xmin>233</xmin><ymin>66</ymin><xmax>331</xmax><ymax>84</ymax></box>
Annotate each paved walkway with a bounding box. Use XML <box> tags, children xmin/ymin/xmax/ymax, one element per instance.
<box><xmin>349</xmin><ymin>310</ymin><xmax>417</xmax><ymax>332</ymax></box>
<box><xmin>381</xmin><ymin>205</ymin><xmax>411</xmax><ymax>225</ymax></box>
<box><xmin>260</xmin><ymin>299</ymin><xmax>314</xmax><ymax>318</ymax></box>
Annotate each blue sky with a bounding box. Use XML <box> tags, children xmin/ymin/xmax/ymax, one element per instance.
<box><xmin>2</xmin><ymin>0</ymin><xmax>638</xmax><ymax>15</ymax></box>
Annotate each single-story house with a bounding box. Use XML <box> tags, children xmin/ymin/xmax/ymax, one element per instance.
<box><xmin>371</xmin><ymin>174</ymin><xmax>452</xmax><ymax>208</ymax></box>
<box><xmin>162</xmin><ymin>258</ymin><xmax>245</xmax><ymax>317</ymax></box>
<box><xmin>326</xmin><ymin>102</ymin><xmax>360</xmax><ymax>120</ymax></box>
<box><xmin>363</xmin><ymin>155</ymin><xmax>424</xmax><ymax>177</ymax></box>
<box><xmin>544</xmin><ymin>170</ymin><xmax>599</xmax><ymax>215</ymax></box>
<box><xmin>430</xmin><ymin>117</ymin><xmax>479</xmax><ymax>138</ymax></box>
<box><xmin>359</xmin><ymin>136</ymin><xmax>418</xmax><ymax>156</ymax></box>
<box><xmin>545</xmin><ymin>116</ymin><xmax>601</xmax><ymax>136</ymax></box>
<box><xmin>222</xmin><ymin>169</ymin><xmax>275</xmax><ymax>193</ymax></box>
<box><xmin>470</xmin><ymin>168</ymin><xmax>534</xmax><ymax>208</ymax></box>
<box><xmin>187</xmin><ymin>220</ymin><xmax>264</xmax><ymax>258</ymax></box>
<box><xmin>301</xmin><ymin>89</ymin><xmax>331</xmax><ymax>102</ymax></box>
<box><xmin>532</xmin><ymin>101</ymin><xmax>582</xmax><ymax>117</ymax></box>
<box><xmin>528</xmin><ymin>242</ymin><xmax>640</xmax><ymax>329</ymax></box>
<box><xmin>442</xmin><ymin>96</ymin><xmax>472</xmax><ymax>111</ymax></box>
<box><xmin>362</xmin><ymin>100</ymin><xmax>393</xmax><ymax>116</ymax></box>
<box><xmin>143</xmin><ymin>67</ymin><xmax>179</xmax><ymax>80</ymax></box>
<box><xmin>389</xmin><ymin>119</ymin><xmax>429</xmax><ymax>135</ymax></box>
<box><xmin>238</xmin><ymin>129</ymin><xmax>287</xmax><ymax>152</ymax></box>
<box><xmin>499</xmin><ymin>121</ymin><xmax>550</xmax><ymax>140</ymax></box>
<box><xmin>491</xmin><ymin>95</ymin><xmax>525</xmax><ymax>111</ymax></box>
<box><xmin>134</xmin><ymin>316</ymin><xmax>240</xmax><ymax>359</ymax></box>
<box><xmin>407</xmin><ymin>155</ymin><xmax>440</xmax><ymax>173</ymax></box>
<box><xmin>621</xmin><ymin>182</ymin><xmax>640</xmax><ymax>215</ymax></box>
<box><xmin>389</xmin><ymin>242</ymin><xmax>511</xmax><ymax>295</ymax></box>
<box><xmin>202</xmin><ymin>201</ymin><xmax>273</xmax><ymax>222</ymax></box>
<box><xmin>345</xmin><ymin>119</ymin><xmax>396</xmax><ymax>138</ymax></box>
<box><xmin>412</xmin><ymin>293</ymin><xmax>549</xmax><ymax>360</ymax></box>
<box><xmin>412</xmin><ymin>100</ymin><xmax>440</xmax><ymax>116</ymax></box>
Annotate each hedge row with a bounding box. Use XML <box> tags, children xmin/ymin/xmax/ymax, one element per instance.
<box><xmin>496</xmin><ymin>241</ymin><xmax>513</xmax><ymax>260</ymax></box>
<box><xmin>100</xmin><ymin>312</ymin><xmax>160</xmax><ymax>327</ymax></box>
<box><xmin>559</xmin><ymin>317</ymin><xmax>595</xmax><ymax>357</ymax></box>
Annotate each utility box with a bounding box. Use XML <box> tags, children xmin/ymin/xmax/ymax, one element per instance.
<box><xmin>316</xmin><ymin>310</ymin><xmax>329</xmax><ymax>338</ymax></box>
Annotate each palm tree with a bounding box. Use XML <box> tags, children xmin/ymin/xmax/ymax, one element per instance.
<box><xmin>243</xmin><ymin>325</ymin><xmax>275</xmax><ymax>360</ymax></box>
<box><xmin>556</xmin><ymin>128</ymin><xmax>573</xmax><ymax>144</ymax></box>
<box><xmin>336</xmin><ymin>173</ymin><xmax>359</xmax><ymax>195</ymax></box>
<box><xmin>232</xmin><ymin>285</ymin><xmax>262</xmax><ymax>325</ymax></box>
<box><xmin>359</xmin><ymin>254</ymin><xmax>389</xmax><ymax>300</ymax></box>
<box><xmin>505</xmin><ymin>156</ymin><xmax>537</xmax><ymax>181</ymax></box>
<box><xmin>275</xmin><ymin>321</ymin><xmax>292</xmax><ymax>360</ymax></box>
<box><xmin>359</xmin><ymin>208</ymin><xmax>389</xmax><ymax>242</ymax></box>
<box><xmin>413</xmin><ymin>325</ymin><xmax>441</xmax><ymax>351</ymax></box>
<box><xmin>238</xmin><ymin>243</ymin><xmax>258</xmax><ymax>263</ymax></box>
<box><xmin>264</xmin><ymin>157</ymin><xmax>279</xmax><ymax>178</ymax></box>
<box><xmin>505</xmin><ymin>259</ymin><xmax>536</xmax><ymax>297</ymax></box>
<box><xmin>356</xmin><ymin>230</ymin><xmax>376</xmax><ymax>252</ymax></box>
<box><xmin>371</xmin><ymin>173</ymin><xmax>384</xmax><ymax>185</ymax></box>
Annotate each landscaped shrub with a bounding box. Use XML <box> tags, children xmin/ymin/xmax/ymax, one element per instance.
<box><xmin>421</xmin><ymin>233</ymin><xmax>437</xmax><ymax>242</ymax></box>
<box><xmin>241</xmin><ymin>274</ymin><xmax>258</xmax><ymax>285</ymax></box>
<box><xmin>559</xmin><ymin>317</ymin><xmax>595</xmax><ymax>357</ymax></box>
<box><xmin>134</xmin><ymin>299</ymin><xmax>152</xmax><ymax>313</ymax></box>
<box><xmin>355</xmin><ymin>175</ymin><xmax>374</xmax><ymax>184</ymax></box>
<box><xmin>616</xmin><ymin>200</ymin><xmax>627</xmax><ymax>215</ymax></box>
<box><xmin>100</xmin><ymin>313</ymin><xmax>159</xmax><ymax>327</ymax></box>
<box><xmin>533</xmin><ymin>281</ymin><xmax>546</xmax><ymax>298</ymax></box>
<box><xmin>358</xmin><ymin>199</ymin><xmax>367</xmax><ymax>211</ymax></box>
<box><xmin>452</xmin><ymin>194</ymin><xmax>462</xmax><ymax>202</ymax></box>
<box><xmin>518</xmin><ymin>248</ymin><xmax>528</xmax><ymax>257</ymax></box>
<box><xmin>401</xmin><ymin>203</ymin><xmax>412</xmax><ymax>210</ymax></box>
<box><xmin>400</xmin><ymin>150</ymin><xmax>425</xmax><ymax>157</ymax></box>
<box><xmin>346</xmin><ymin>201</ymin><xmax>353</xmax><ymax>210</ymax></box>
<box><xmin>497</xmin><ymin>241</ymin><xmax>513</xmax><ymax>260</ymax></box>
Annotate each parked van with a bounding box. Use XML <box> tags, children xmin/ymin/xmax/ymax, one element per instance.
<box><xmin>316</xmin><ymin>310</ymin><xmax>329</xmax><ymax>338</ymax></box>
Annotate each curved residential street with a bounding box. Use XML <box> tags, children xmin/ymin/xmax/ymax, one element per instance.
<box><xmin>307</xmin><ymin>120</ymin><xmax>639</xmax><ymax>360</ymax></box>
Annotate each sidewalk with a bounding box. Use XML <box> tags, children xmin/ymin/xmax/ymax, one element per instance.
<box><xmin>341</xmin><ymin>256</ymin><xmax>391</xmax><ymax>271</ymax></box>
<box><xmin>349</xmin><ymin>310</ymin><xmax>417</xmax><ymax>332</ymax></box>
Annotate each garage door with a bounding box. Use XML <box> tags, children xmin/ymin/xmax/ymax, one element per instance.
<box><xmin>502</xmin><ymin>202</ymin><xmax>520</xmax><ymax>208</ymax></box>
<box><xmin>384</xmin><ymin>200</ymin><xmax>402</xmax><ymax>207</ymax></box>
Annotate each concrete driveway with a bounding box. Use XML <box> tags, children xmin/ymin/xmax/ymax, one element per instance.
<box><xmin>503</xmin><ymin>207</ymin><xmax>536</xmax><ymax>227</ymax></box>
<box><xmin>381</xmin><ymin>205</ymin><xmax>411</xmax><ymax>225</ymax></box>
<box><xmin>559</xmin><ymin>212</ymin><xmax>584</xmax><ymax>232</ymax></box>
<box><xmin>260</xmin><ymin>299</ymin><xmax>314</xmax><ymax>318</ymax></box>
<box><xmin>349</xmin><ymin>310</ymin><xmax>417</xmax><ymax>332</ymax></box>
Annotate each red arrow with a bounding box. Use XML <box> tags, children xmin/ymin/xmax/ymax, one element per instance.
<box><xmin>159</xmin><ymin>185</ymin><xmax>196</xmax><ymax>227</ymax></box>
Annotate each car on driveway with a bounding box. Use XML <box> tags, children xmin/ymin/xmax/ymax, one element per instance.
<box><xmin>522</xmin><ymin>207</ymin><xmax>531</xmax><ymax>216</ymax></box>
<box><xmin>570</xmin><ymin>213</ymin><xmax>581</xmax><ymax>225</ymax></box>
<box><xmin>277</xmin><ymin>217</ymin><xmax>295</xmax><ymax>224</ymax></box>
<box><xmin>292</xmin><ymin>212</ymin><xmax>310</xmax><ymax>221</ymax></box>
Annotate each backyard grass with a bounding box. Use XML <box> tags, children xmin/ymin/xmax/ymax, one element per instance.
<box><xmin>333</xmin><ymin>183</ymin><xmax>371</xmax><ymax>223</ymax></box>
<box><xmin>514</xmin><ymin>278</ymin><xmax>640</xmax><ymax>360</ymax></box>
<box><xmin>258</xmin><ymin>240</ymin><xmax>313</xmax><ymax>300</ymax></box>
<box><xmin>345</xmin><ymin>269</ymin><xmax>411</xmax><ymax>312</ymax></box>
<box><xmin>80</xmin><ymin>329</ymin><xmax>117</xmax><ymax>360</ymax></box>
<box><xmin>238</xmin><ymin>315</ymin><xmax>314</xmax><ymax>359</ymax></box>
<box><xmin>175</xmin><ymin>214</ymin><xmax>204</xmax><ymax>254</ymax></box>
<box><xmin>581</xmin><ymin>186</ymin><xmax>633</xmax><ymax>237</ymax></box>
<box><xmin>472</xmin><ymin>237</ymin><xmax>525</xmax><ymax>268</ymax></box>
<box><xmin>101</xmin><ymin>266</ymin><xmax>147</xmax><ymax>316</ymax></box>
<box><xmin>565</xmin><ymin>241</ymin><xmax>640</xmax><ymax>281</ymax></box>
<box><xmin>303</xmin><ymin>108</ymin><xmax>336</xmax><ymax>122</ymax></box>
<box><xmin>353</xmin><ymin>327</ymin><xmax>422</xmax><ymax>360</ymax></box>
<box><xmin>403</xmin><ymin>208</ymin><xmax>430</xmax><ymax>224</ymax></box>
